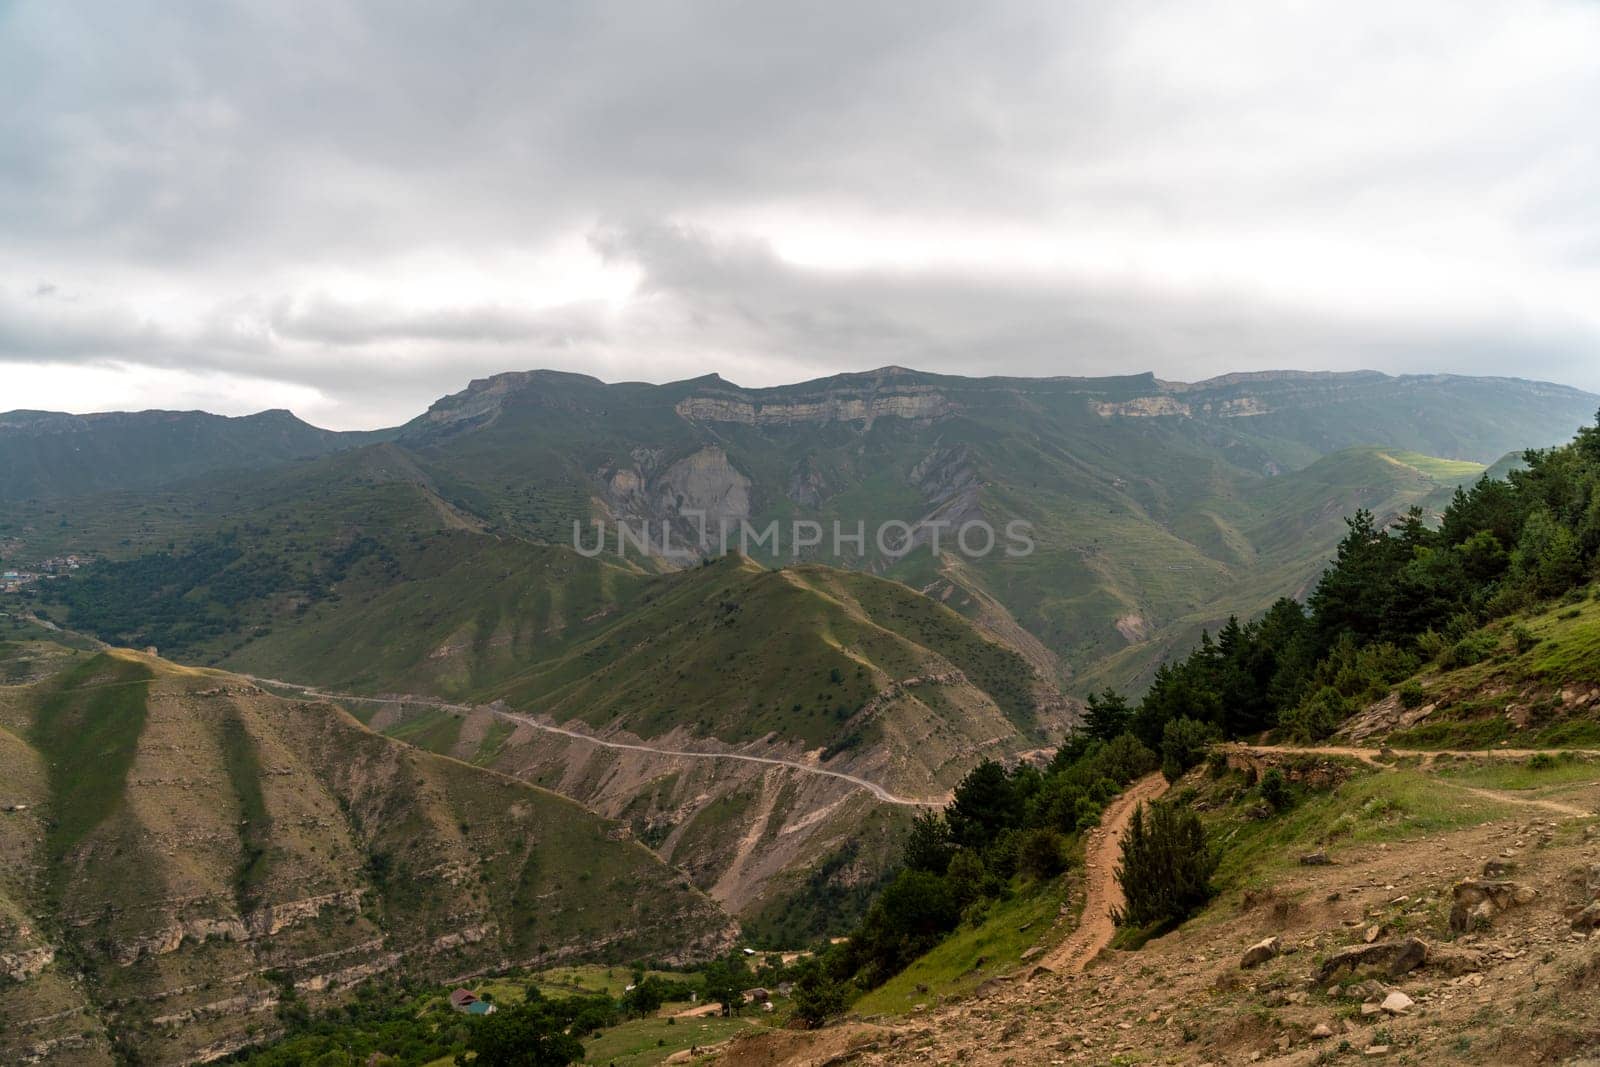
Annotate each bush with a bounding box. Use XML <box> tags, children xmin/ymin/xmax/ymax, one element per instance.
<box><xmin>1159</xmin><ymin>717</ymin><xmax>1220</xmax><ymax>783</ymax></box>
<box><xmin>1258</xmin><ymin>768</ymin><xmax>1290</xmax><ymax>811</ymax></box>
<box><xmin>1016</xmin><ymin>827</ymin><xmax>1069</xmax><ymax>881</ymax></box>
<box><xmin>789</xmin><ymin>959</ymin><xmax>848</xmax><ymax>1028</ymax></box>
<box><xmin>1441</xmin><ymin>631</ymin><xmax>1498</xmax><ymax>669</ymax></box>
<box><xmin>1280</xmin><ymin>687</ymin><xmax>1352</xmax><ymax>742</ymax></box>
<box><xmin>1397</xmin><ymin>681</ymin><xmax>1426</xmax><ymax>709</ymax></box>
<box><xmin>1510</xmin><ymin>624</ymin><xmax>1540</xmax><ymax>654</ymax></box>
<box><xmin>1113</xmin><ymin>802</ymin><xmax>1217</xmax><ymax>928</ymax></box>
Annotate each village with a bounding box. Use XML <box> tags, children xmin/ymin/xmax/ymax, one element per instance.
<box><xmin>0</xmin><ymin>553</ymin><xmax>87</xmax><ymax>594</ymax></box>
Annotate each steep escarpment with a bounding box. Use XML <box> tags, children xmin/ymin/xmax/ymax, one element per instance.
<box><xmin>0</xmin><ymin>645</ymin><xmax>732</xmax><ymax>1066</ymax></box>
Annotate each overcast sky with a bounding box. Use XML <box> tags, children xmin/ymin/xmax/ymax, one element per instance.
<box><xmin>3</xmin><ymin>1</ymin><xmax>1599</xmax><ymax>428</ymax></box>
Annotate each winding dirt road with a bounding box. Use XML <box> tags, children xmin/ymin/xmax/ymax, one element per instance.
<box><xmin>240</xmin><ymin>674</ymin><xmax>947</xmax><ymax>807</ymax></box>
<box><xmin>1040</xmin><ymin>771</ymin><xmax>1170</xmax><ymax>974</ymax></box>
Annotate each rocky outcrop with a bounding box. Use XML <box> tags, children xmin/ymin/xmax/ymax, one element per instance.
<box><xmin>111</xmin><ymin>890</ymin><xmax>366</xmax><ymax>965</ymax></box>
<box><xmin>1449</xmin><ymin>880</ymin><xmax>1537</xmax><ymax>933</ymax></box>
<box><xmin>0</xmin><ymin>946</ymin><xmax>55</xmax><ymax>982</ymax></box>
<box><xmin>1315</xmin><ymin>937</ymin><xmax>1429</xmax><ymax>983</ymax></box>
<box><xmin>675</xmin><ymin>388</ymin><xmax>955</xmax><ymax>427</ymax></box>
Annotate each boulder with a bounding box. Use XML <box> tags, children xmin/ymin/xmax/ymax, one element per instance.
<box><xmin>1315</xmin><ymin>938</ymin><xmax>1429</xmax><ymax>983</ymax></box>
<box><xmin>1241</xmin><ymin>936</ymin><xmax>1281</xmax><ymax>969</ymax></box>
<box><xmin>1380</xmin><ymin>990</ymin><xmax>1414</xmax><ymax>1015</ymax></box>
<box><xmin>1572</xmin><ymin>900</ymin><xmax>1600</xmax><ymax>932</ymax></box>
<box><xmin>1449</xmin><ymin>880</ymin><xmax>1537</xmax><ymax>933</ymax></box>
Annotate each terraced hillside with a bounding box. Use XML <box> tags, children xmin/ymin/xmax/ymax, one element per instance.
<box><xmin>229</xmin><ymin>553</ymin><xmax>1070</xmax><ymax>931</ymax></box>
<box><xmin>0</xmin><ymin>639</ymin><xmax>733</xmax><ymax>1066</ymax></box>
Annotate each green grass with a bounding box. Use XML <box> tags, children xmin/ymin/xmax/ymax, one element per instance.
<box><xmin>28</xmin><ymin>653</ymin><xmax>153</xmax><ymax>864</ymax></box>
<box><xmin>851</xmin><ymin>879</ymin><xmax>1073</xmax><ymax>1016</ymax></box>
<box><xmin>383</xmin><ymin>706</ymin><xmax>466</xmax><ymax>753</ymax></box>
<box><xmin>580</xmin><ymin>1014</ymin><xmax>753</xmax><ymax>1066</ymax></box>
<box><xmin>1377</xmin><ymin>450</ymin><xmax>1487</xmax><ymax>481</ymax></box>
<box><xmin>1433</xmin><ymin>752</ymin><xmax>1600</xmax><ymax>792</ymax></box>
<box><xmin>1206</xmin><ymin>767</ymin><xmax>1516</xmax><ymax>893</ymax></box>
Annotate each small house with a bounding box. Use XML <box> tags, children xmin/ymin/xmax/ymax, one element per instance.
<box><xmin>448</xmin><ymin>989</ymin><xmax>496</xmax><ymax>1015</ymax></box>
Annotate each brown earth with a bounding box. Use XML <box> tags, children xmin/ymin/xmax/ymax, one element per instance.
<box><xmin>721</xmin><ymin>755</ymin><xmax>1600</xmax><ymax>1066</ymax></box>
<box><xmin>1040</xmin><ymin>772</ymin><xmax>1170</xmax><ymax>973</ymax></box>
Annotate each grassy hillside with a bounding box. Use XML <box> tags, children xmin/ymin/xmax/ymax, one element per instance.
<box><xmin>1338</xmin><ymin>584</ymin><xmax>1600</xmax><ymax>750</ymax></box>
<box><xmin>5</xmin><ymin>368</ymin><xmax>1589</xmax><ymax>702</ymax></box>
<box><xmin>0</xmin><ymin>643</ymin><xmax>733</xmax><ymax>1066</ymax></box>
<box><xmin>0</xmin><ymin>407</ymin><xmax>382</xmax><ymax>502</ymax></box>
<box><xmin>240</xmin><ymin>552</ymin><xmax>1066</xmax><ymax>930</ymax></box>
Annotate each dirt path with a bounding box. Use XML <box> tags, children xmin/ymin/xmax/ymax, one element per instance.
<box><xmin>239</xmin><ymin>673</ymin><xmax>947</xmax><ymax>808</ymax></box>
<box><xmin>1230</xmin><ymin>742</ymin><xmax>1597</xmax><ymax>817</ymax></box>
<box><xmin>1238</xmin><ymin>741</ymin><xmax>1600</xmax><ymax>764</ymax></box>
<box><xmin>1039</xmin><ymin>771</ymin><xmax>1170</xmax><ymax>974</ymax></box>
<box><xmin>1450</xmin><ymin>782</ymin><xmax>1592</xmax><ymax>817</ymax></box>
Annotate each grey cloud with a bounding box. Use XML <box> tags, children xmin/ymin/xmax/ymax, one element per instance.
<box><xmin>1</xmin><ymin>1</ymin><xmax>1598</xmax><ymax>425</ymax></box>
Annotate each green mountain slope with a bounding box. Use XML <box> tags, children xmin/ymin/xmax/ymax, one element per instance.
<box><xmin>0</xmin><ymin>408</ymin><xmax>385</xmax><ymax>501</ymax></box>
<box><xmin>222</xmin><ymin>552</ymin><xmax>1068</xmax><ymax>925</ymax></box>
<box><xmin>0</xmin><ymin>642</ymin><xmax>733</xmax><ymax>1066</ymax></box>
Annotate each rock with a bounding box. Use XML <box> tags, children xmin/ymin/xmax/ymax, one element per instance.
<box><xmin>1316</xmin><ymin>938</ymin><xmax>1430</xmax><ymax>983</ymax></box>
<box><xmin>1450</xmin><ymin>880</ymin><xmax>1537</xmax><ymax>933</ymax></box>
<box><xmin>1571</xmin><ymin>901</ymin><xmax>1600</xmax><ymax>932</ymax></box>
<box><xmin>1019</xmin><ymin>945</ymin><xmax>1045</xmax><ymax>961</ymax></box>
<box><xmin>1241</xmin><ymin>936</ymin><xmax>1281</xmax><ymax>969</ymax></box>
<box><xmin>1483</xmin><ymin>859</ymin><xmax>1517</xmax><ymax>877</ymax></box>
<box><xmin>1365</xmin><ymin>1046</ymin><xmax>1391</xmax><ymax>1057</ymax></box>
<box><xmin>1381</xmin><ymin>991</ymin><xmax>1414</xmax><ymax>1014</ymax></box>
<box><xmin>1428</xmin><ymin>947</ymin><xmax>1487</xmax><ymax>976</ymax></box>
<box><xmin>1364</xmin><ymin>924</ymin><xmax>1381</xmax><ymax>944</ymax></box>
<box><xmin>1299</xmin><ymin>851</ymin><xmax>1332</xmax><ymax>866</ymax></box>
<box><xmin>1311</xmin><ymin>1023</ymin><xmax>1334</xmax><ymax>1040</ymax></box>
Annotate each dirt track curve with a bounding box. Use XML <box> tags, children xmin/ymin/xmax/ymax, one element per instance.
<box><xmin>240</xmin><ymin>674</ymin><xmax>948</xmax><ymax>808</ymax></box>
<box><xmin>1040</xmin><ymin>771</ymin><xmax>1171</xmax><ymax>974</ymax></box>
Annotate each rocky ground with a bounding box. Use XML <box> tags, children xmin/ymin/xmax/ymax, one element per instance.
<box><xmin>722</xmin><ymin>757</ymin><xmax>1600</xmax><ymax>1066</ymax></box>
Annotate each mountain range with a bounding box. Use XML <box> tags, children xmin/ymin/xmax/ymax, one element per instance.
<box><xmin>1</xmin><ymin>364</ymin><xmax>1597</xmax><ymax>1054</ymax></box>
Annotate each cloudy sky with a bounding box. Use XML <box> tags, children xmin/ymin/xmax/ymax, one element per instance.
<box><xmin>3</xmin><ymin>1</ymin><xmax>1599</xmax><ymax>428</ymax></box>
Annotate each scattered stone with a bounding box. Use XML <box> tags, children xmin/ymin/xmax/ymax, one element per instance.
<box><xmin>1241</xmin><ymin>936</ymin><xmax>1281</xmax><ymax>969</ymax></box>
<box><xmin>1483</xmin><ymin>859</ymin><xmax>1517</xmax><ymax>877</ymax></box>
<box><xmin>1450</xmin><ymin>880</ymin><xmax>1537</xmax><ymax>933</ymax></box>
<box><xmin>1381</xmin><ymin>990</ymin><xmax>1414</xmax><ymax>1015</ymax></box>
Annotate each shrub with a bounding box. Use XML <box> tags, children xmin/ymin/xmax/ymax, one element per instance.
<box><xmin>1280</xmin><ymin>687</ymin><xmax>1352</xmax><ymax>742</ymax></box>
<box><xmin>1258</xmin><ymin>768</ymin><xmax>1290</xmax><ymax>811</ymax></box>
<box><xmin>1159</xmin><ymin>717</ymin><xmax>1220</xmax><ymax>783</ymax></box>
<box><xmin>1016</xmin><ymin>827</ymin><xmax>1069</xmax><ymax>881</ymax></box>
<box><xmin>790</xmin><ymin>959</ymin><xmax>848</xmax><ymax>1028</ymax></box>
<box><xmin>1397</xmin><ymin>681</ymin><xmax>1426</xmax><ymax>709</ymax></box>
<box><xmin>1510</xmin><ymin>624</ymin><xmax>1540</xmax><ymax>654</ymax></box>
<box><xmin>1113</xmin><ymin>801</ymin><xmax>1217</xmax><ymax>927</ymax></box>
<box><xmin>1441</xmin><ymin>631</ymin><xmax>1498</xmax><ymax>669</ymax></box>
